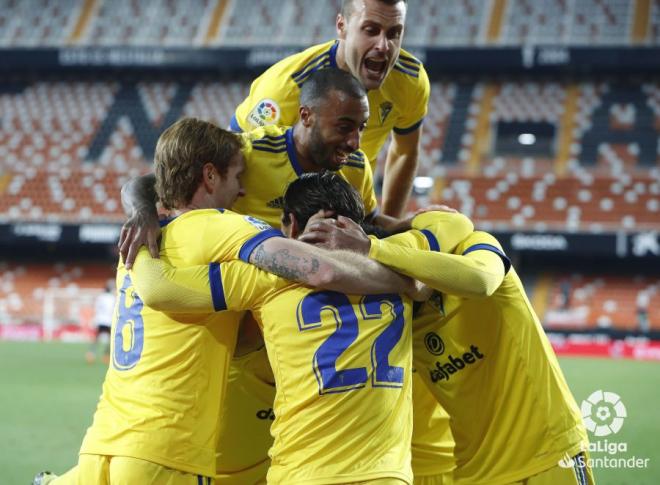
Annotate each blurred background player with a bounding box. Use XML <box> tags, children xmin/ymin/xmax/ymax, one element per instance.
<box><xmin>85</xmin><ymin>280</ymin><xmax>115</xmax><ymax>365</ymax></box>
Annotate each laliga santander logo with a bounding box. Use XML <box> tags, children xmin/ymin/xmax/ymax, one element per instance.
<box><xmin>256</xmin><ymin>99</ymin><xmax>279</xmax><ymax>123</ymax></box>
<box><xmin>581</xmin><ymin>390</ymin><xmax>627</xmax><ymax>437</ymax></box>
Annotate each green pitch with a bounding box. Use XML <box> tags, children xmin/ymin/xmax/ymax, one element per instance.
<box><xmin>0</xmin><ymin>342</ymin><xmax>657</xmax><ymax>484</ymax></box>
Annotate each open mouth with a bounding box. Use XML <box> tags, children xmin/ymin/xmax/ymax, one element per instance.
<box><xmin>335</xmin><ymin>151</ymin><xmax>350</xmax><ymax>165</ymax></box>
<box><xmin>363</xmin><ymin>58</ymin><xmax>387</xmax><ymax>78</ymax></box>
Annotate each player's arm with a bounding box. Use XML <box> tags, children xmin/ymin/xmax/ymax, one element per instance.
<box><xmin>381</xmin><ymin>60</ymin><xmax>431</xmax><ymax>218</ymax></box>
<box><xmin>248</xmin><ymin>236</ymin><xmax>414</xmax><ymax>295</ymax></box>
<box><xmin>130</xmin><ymin>245</ymin><xmax>415</xmax><ymax>313</ymax></box>
<box><xmin>119</xmin><ymin>173</ymin><xmax>160</xmax><ymax>269</ymax></box>
<box><xmin>380</xmin><ymin>127</ymin><xmax>422</xmax><ymax>218</ymax></box>
<box><xmin>130</xmin><ymin>248</ymin><xmax>217</xmax><ymax>313</ymax></box>
<box><xmin>369</xmin><ymin>231</ymin><xmax>510</xmax><ymax>298</ymax></box>
<box><xmin>300</xmin><ymin>210</ymin><xmax>474</xmax><ymax>256</ymax></box>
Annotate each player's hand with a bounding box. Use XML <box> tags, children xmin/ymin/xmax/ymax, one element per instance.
<box><xmin>118</xmin><ymin>209</ymin><xmax>161</xmax><ymax>269</ymax></box>
<box><xmin>299</xmin><ymin>212</ymin><xmax>371</xmax><ymax>254</ymax></box>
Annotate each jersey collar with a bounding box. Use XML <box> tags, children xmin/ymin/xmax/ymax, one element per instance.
<box><xmin>329</xmin><ymin>40</ymin><xmax>338</xmax><ymax>68</ymax></box>
<box><xmin>285</xmin><ymin>127</ymin><xmax>304</xmax><ymax>176</ymax></box>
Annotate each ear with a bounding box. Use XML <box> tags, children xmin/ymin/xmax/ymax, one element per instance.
<box><xmin>289</xmin><ymin>213</ymin><xmax>301</xmax><ymax>239</ymax></box>
<box><xmin>202</xmin><ymin>163</ymin><xmax>216</xmax><ymax>192</ymax></box>
<box><xmin>299</xmin><ymin>106</ymin><xmax>314</xmax><ymax>128</ymax></box>
<box><xmin>336</xmin><ymin>13</ymin><xmax>346</xmax><ymax>39</ymax></box>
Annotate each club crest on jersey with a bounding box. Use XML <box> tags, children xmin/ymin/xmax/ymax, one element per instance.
<box><xmin>244</xmin><ymin>215</ymin><xmax>272</xmax><ymax>231</ymax></box>
<box><xmin>248</xmin><ymin>98</ymin><xmax>281</xmax><ymax>127</ymax></box>
<box><xmin>379</xmin><ymin>101</ymin><xmax>393</xmax><ymax>125</ymax></box>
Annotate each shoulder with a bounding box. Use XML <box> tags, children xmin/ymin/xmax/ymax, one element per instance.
<box><xmin>287</xmin><ymin>40</ymin><xmax>338</xmax><ymax>87</ymax></box>
<box><xmin>457</xmin><ymin>231</ymin><xmax>511</xmax><ymax>273</ymax></box>
<box><xmin>261</xmin><ymin>41</ymin><xmax>337</xmax><ymax>87</ymax></box>
<box><xmin>386</xmin><ymin>48</ymin><xmax>429</xmax><ymax>91</ymax></box>
<box><xmin>245</xmin><ymin>126</ymin><xmax>289</xmax><ymax>154</ymax></box>
<box><xmin>340</xmin><ymin>150</ymin><xmax>368</xmax><ymax>171</ymax></box>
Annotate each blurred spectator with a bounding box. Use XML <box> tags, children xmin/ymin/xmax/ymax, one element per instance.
<box><xmin>559</xmin><ymin>279</ymin><xmax>572</xmax><ymax>311</ymax></box>
<box><xmin>86</xmin><ymin>280</ymin><xmax>116</xmax><ymax>364</ymax></box>
<box><xmin>636</xmin><ymin>290</ymin><xmax>650</xmax><ymax>333</ymax></box>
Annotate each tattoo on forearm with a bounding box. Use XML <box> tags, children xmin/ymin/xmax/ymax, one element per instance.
<box><xmin>252</xmin><ymin>245</ymin><xmax>321</xmax><ymax>281</ymax></box>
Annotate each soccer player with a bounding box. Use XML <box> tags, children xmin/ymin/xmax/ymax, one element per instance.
<box><xmin>40</xmin><ymin>119</ymin><xmax>413</xmax><ymax>485</ymax></box>
<box><xmin>231</xmin><ymin>0</ymin><xmax>427</xmax><ymax>218</ymax></box>
<box><xmin>85</xmin><ymin>280</ymin><xmax>115</xmax><ymax>365</ymax></box>
<box><xmin>302</xmin><ymin>216</ymin><xmax>595</xmax><ymax>484</ymax></box>
<box><xmin>128</xmin><ymin>172</ymin><xmax>474</xmax><ymax>484</ymax></box>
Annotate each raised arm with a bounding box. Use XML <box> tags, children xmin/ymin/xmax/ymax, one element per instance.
<box><xmin>119</xmin><ymin>173</ymin><xmax>160</xmax><ymax>269</ymax></box>
<box><xmin>369</xmin><ymin>232</ymin><xmax>510</xmax><ymax>299</ymax></box>
<box><xmin>380</xmin><ymin>128</ymin><xmax>422</xmax><ymax>218</ymax></box>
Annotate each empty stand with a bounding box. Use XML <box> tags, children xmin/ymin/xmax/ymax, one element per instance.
<box><xmin>403</xmin><ymin>0</ymin><xmax>490</xmax><ymax>46</ymax></box>
<box><xmin>434</xmin><ymin>174</ymin><xmax>659</xmax><ymax>232</ymax></box>
<box><xmin>501</xmin><ymin>0</ymin><xmax>633</xmax><ymax>45</ymax></box>
<box><xmin>0</xmin><ymin>262</ymin><xmax>114</xmax><ymax>326</ymax></box>
<box><xmin>0</xmin><ymin>77</ymin><xmax>248</xmax><ymax>222</ymax></box>
<box><xmin>0</xmin><ymin>0</ymin><xmax>81</xmax><ymax>47</ymax></box>
<box><xmin>544</xmin><ymin>274</ymin><xmax>660</xmax><ymax>331</ymax></box>
<box><xmin>215</xmin><ymin>0</ymin><xmax>340</xmax><ymax>46</ymax></box>
<box><xmin>81</xmin><ymin>0</ymin><xmax>213</xmax><ymax>46</ymax></box>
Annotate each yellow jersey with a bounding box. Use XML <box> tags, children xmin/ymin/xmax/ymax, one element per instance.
<box><xmin>232</xmin><ymin>125</ymin><xmax>378</xmax><ymax>226</ymax></box>
<box><xmin>217</xmin><ymin>261</ymin><xmax>415</xmax><ymax>484</ymax></box>
<box><xmin>79</xmin><ymin>209</ymin><xmax>283</xmax><ymax>477</ymax></box>
<box><xmin>232</xmin><ymin>40</ymin><xmax>430</xmax><ymax>166</ymax></box>
<box><xmin>370</xmin><ymin>228</ymin><xmax>589</xmax><ymax>485</ymax></box>
<box><xmin>410</xmin><ymin>372</ymin><xmax>455</xmax><ymax>478</ymax></box>
<box><xmin>215</xmin><ymin>347</ymin><xmax>275</xmax><ymax>484</ymax></box>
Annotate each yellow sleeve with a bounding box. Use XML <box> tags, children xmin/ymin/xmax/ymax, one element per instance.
<box><xmin>220</xmin><ymin>261</ymin><xmax>279</xmax><ymax>311</ymax></box>
<box><xmin>369</xmin><ymin>231</ymin><xmax>511</xmax><ymax>298</ymax></box>
<box><xmin>129</xmin><ymin>250</ymin><xmax>276</xmax><ymax>313</ymax></box>
<box><xmin>130</xmin><ymin>247</ymin><xmax>216</xmax><ymax>313</ymax></box>
<box><xmin>410</xmin><ymin>211</ymin><xmax>475</xmax><ymax>254</ymax></box>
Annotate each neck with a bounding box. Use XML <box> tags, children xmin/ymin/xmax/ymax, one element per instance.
<box><xmin>292</xmin><ymin>124</ymin><xmax>320</xmax><ymax>173</ymax></box>
<box><xmin>335</xmin><ymin>39</ymin><xmax>348</xmax><ymax>71</ymax></box>
<box><xmin>170</xmin><ymin>188</ymin><xmax>215</xmax><ymax>215</ymax></box>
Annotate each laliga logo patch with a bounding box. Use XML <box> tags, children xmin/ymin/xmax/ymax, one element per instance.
<box><xmin>248</xmin><ymin>98</ymin><xmax>280</xmax><ymax>127</ymax></box>
<box><xmin>581</xmin><ymin>390</ymin><xmax>627</xmax><ymax>437</ymax></box>
<box><xmin>244</xmin><ymin>215</ymin><xmax>272</xmax><ymax>231</ymax></box>
<box><xmin>424</xmin><ymin>332</ymin><xmax>445</xmax><ymax>356</ymax></box>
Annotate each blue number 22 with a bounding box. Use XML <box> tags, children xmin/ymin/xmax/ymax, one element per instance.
<box><xmin>297</xmin><ymin>291</ymin><xmax>405</xmax><ymax>394</ymax></box>
<box><xmin>112</xmin><ymin>274</ymin><xmax>144</xmax><ymax>371</ymax></box>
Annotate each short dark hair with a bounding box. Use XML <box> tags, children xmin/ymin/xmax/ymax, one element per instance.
<box><xmin>299</xmin><ymin>68</ymin><xmax>366</xmax><ymax>110</ymax></box>
<box><xmin>282</xmin><ymin>171</ymin><xmax>365</xmax><ymax>231</ymax></box>
<box><xmin>341</xmin><ymin>0</ymin><xmax>407</xmax><ymax>18</ymax></box>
